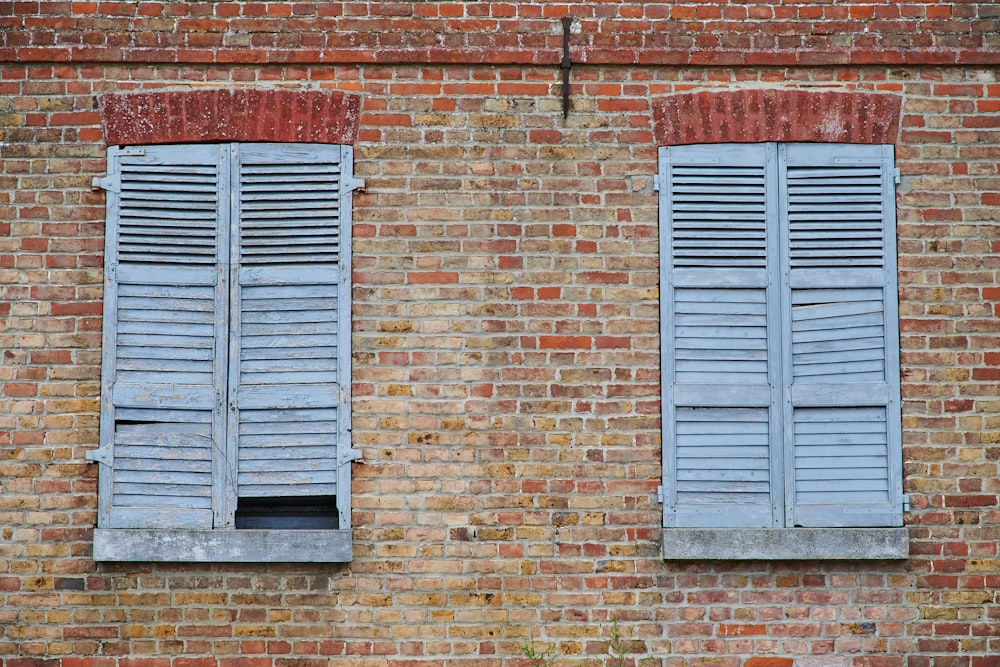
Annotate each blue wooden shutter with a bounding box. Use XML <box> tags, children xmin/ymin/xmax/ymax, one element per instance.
<box><xmin>229</xmin><ymin>143</ymin><xmax>354</xmax><ymax>526</ymax></box>
<box><xmin>96</xmin><ymin>145</ymin><xmax>230</xmax><ymax>529</ymax></box>
<box><xmin>660</xmin><ymin>144</ymin><xmax>783</xmax><ymax>528</ymax></box>
<box><xmin>779</xmin><ymin>143</ymin><xmax>902</xmax><ymax>527</ymax></box>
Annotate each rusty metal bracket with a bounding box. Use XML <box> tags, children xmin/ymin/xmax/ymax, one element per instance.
<box><xmin>561</xmin><ymin>16</ymin><xmax>572</xmax><ymax>118</ymax></box>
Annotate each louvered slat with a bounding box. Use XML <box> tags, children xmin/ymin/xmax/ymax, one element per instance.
<box><xmin>791</xmin><ymin>289</ymin><xmax>886</xmax><ymax>383</ymax></box>
<box><xmin>235</xmin><ymin>277</ymin><xmax>341</xmax><ymax>497</ymax></box>
<box><xmin>674</xmin><ymin>288</ymin><xmax>768</xmax><ymax>384</ymax></box>
<box><xmin>675</xmin><ymin>408</ymin><xmax>770</xmax><ymax>498</ymax></box>
<box><xmin>786</xmin><ymin>164</ymin><xmax>885</xmax><ymax>269</ymax></box>
<box><xmin>118</xmin><ymin>164</ymin><xmax>219</xmax><ymax>264</ymax></box>
<box><xmin>793</xmin><ymin>406</ymin><xmax>890</xmax><ymax>502</ymax></box>
<box><xmin>114</xmin><ymin>269</ymin><xmax>217</xmax><ymax>387</ymax></box>
<box><xmin>238</xmin><ymin>146</ymin><xmax>342</xmax><ymax>265</ymax></box>
<box><xmin>670</xmin><ymin>165</ymin><xmax>767</xmax><ymax>268</ymax></box>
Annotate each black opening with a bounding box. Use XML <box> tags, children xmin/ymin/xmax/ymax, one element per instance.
<box><xmin>235</xmin><ymin>496</ymin><xmax>339</xmax><ymax>530</ymax></box>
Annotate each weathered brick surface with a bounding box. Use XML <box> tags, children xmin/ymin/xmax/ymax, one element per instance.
<box><xmin>101</xmin><ymin>89</ymin><xmax>361</xmax><ymax>146</ymax></box>
<box><xmin>1</xmin><ymin>2</ymin><xmax>999</xmax><ymax>66</ymax></box>
<box><xmin>2</xmin><ymin>5</ymin><xmax>1000</xmax><ymax>666</ymax></box>
<box><xmin>653</xmin><ymin>90</ymin><xmax>902</xmax><ymax>146</ymax></box>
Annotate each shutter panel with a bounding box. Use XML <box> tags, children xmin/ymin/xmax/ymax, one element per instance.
<box><xmin>230</xmin><ymin>144</ymin><xmax>348</xmax><ymax>513</ymax></box>
<box><xmin>98</xmin><ymin>145</ymin><xmax>229</xmax><ymax>529</ymax></box>
<box><xmin>661</xmin><ymin>144</ymin><xmax>782</xmax><ymax>528</ymax></box>
<box><xmin>780</xmin><ymin>143</ymin><xmax>902</xmax><ymax>527</ymax></box>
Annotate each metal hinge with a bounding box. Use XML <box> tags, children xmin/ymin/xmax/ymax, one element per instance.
<box><xmin>893</xmin><ymin>168</ymin><xmax>901</xmax><ymax>185</ymax></box>
<box><xmin>902</xmin><ymin>493</ymin><xmax>911</xmax><ymax>512</ymax></box>
<box><xmin>337</xmin><ymin>382</ymin><xmax>360</xmax><ymax>465</ymax></box>
<box><xmin>339</xmin><ymin>448</ymin><xmax>363</xmax><ymax>466</ymax></box>
<box><xmin>656</xmin><ymin>485</ymin><xmax>665</xmax><ymax>504</ymax></box>
<box><xmin>653</xmin><ymin>171</ymin><xmax>663</xmax><ymax>192</ymax></box>
<box><xmin>92</xmin><ymin>147</ymin><xmax>145</xmax><ymax>193</ymax></box>
<box><xmin>85</xmin><ymin>447</ymin><xmax>112</xmax><ymax>466</ymax></box>
<box><xmin>91</xmin><ymin>175</ymin><xmax>120</xmax><ymax>193</ymax></box>
<box><xmin>341</xmin><ymin>176</ymin><xmax>365</xmax><ymax>197</ymax></box>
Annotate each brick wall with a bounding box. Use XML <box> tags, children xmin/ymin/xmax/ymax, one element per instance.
<box><xmin>3</xmin><ymin>2</ymin><xmax>1000</xmax><ymax>665</ymax></box>
<box><xmin>3</xmin><ymin>1</ymin><xmax>999</xmax><ymax>65</ymax></box>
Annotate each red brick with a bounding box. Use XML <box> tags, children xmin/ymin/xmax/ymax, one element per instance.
<box><xmin>943</xmin><ymin>495</ymin><xmax>998</xmax><ymax>508</ymax></box>
<box><xmin>101</xmin><ymin>89</ymin><xmax>362</xmax><ymax>145</ymax></box>
<box><xmin>538</xmin><ymin>336</ymin><xmax>591</xmax><ymax>350</ymax></box>
<box><xmin>49</xmin><ymin>301</ymin><xmax>102</xmax><ymax>316</ymax></box>
<box><xmin>653</xmin><ymin>89</ymin><xmax>902</xmax><ymax>146</ymax></box>
<box><xmin>719</xmin><ymin>624</ymin><xmax>766</xmax><ymax>636</ymax></box>
<box><xmin>4</xmin><ymin>383</ymin><xmax>38</xmax><ymax>397</ymax></box>
<box><xmin>406</xmin><ymin>272</ymin><xmax>458</xmax><ymax>284</ymax></box>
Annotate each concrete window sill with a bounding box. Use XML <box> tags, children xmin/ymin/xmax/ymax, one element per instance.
<box><xmin>93</xmin><ymin>528</ymin><xmax>352</xmax><ymax>563</ymax></box>
<box><xmin>662</xmin><ymin>527</ymin><xmax>909</xmax><ymax>560</ymax></box>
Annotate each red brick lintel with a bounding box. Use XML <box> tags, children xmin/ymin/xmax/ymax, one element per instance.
<box><xmin>653</xmin><ymin>89</ymin><xmax>903</xmax><ymax>146</ymax></box>
<box><xmin>100</xmin><ymin>89</ymin><xmax>362</xmax><ymax>146</ymax></box>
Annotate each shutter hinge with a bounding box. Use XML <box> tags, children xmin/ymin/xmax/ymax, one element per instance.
<box><xmin>902</xmin><ymin>493</ymin><xmax>911</xmax><ymax>512</ymax></box>
<box><xmin>337</xmin><ymin>382</ymin><xmax>359</xmax><ymax>465</ymax></box>
<box><xmin>91</xmin><ymin>175</ymin><xmax>120</xmax><ymax>194</ymax></box>
<box><xmin>893</xmin><ymin>168</ymin><xmax>901</xmax><ymax>185</ymax></box>
<box><xmin>92</xmin><ymin>147</ymin><xmax>145</xmax><ymax>193</ymax></box>
<box><xmin>656</xmin><ymin>485</ymin><xmax>665</xmax><ymax>504</ymax></box>
<box><xmin>85</xmin><ymin>446</ymin><xmax>112</xmax><ymax>466</ymax></box>
<box><xmin>341</xmin><ymin>176</ymin><xmax>365</xmax><ymax>196</ymax></box>
<box><xmin>339</xmin><ymin>448</ymin><xmax>363</xmax><ymax>466</ymax></box>
<box><xmin>653</xmin><ymin>172</ymin><xmax>663</xmax><ymax>192</ymax></box>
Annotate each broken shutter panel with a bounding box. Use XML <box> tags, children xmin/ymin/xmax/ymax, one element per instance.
<box><xmin>99</xmin><ymin>144</ymin><xmax>229</xmax><ymax>529</ymax></box>
<box><xmin>661</xmin><ymin>144</ymin><xmax>781</xmax><ymax>528</ymax></box>
<box><xmin>781</xmin><ymin>143</ymin><xmax>903</xmax><ymax>528</ymax></box>
<box><xmin>230</xmin><ymin>144</ymin><xmax>346</xmax><ymax>506</ymax></box>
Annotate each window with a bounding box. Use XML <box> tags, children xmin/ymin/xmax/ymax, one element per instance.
<box><xmin>657</xmin><ymin>143</ymin><xmax>907</xmax><ymax>559</ymax></box>
<box><xmin>89</xmin><ymin>143</ymin><xmax>362</xmax><ymax>562</ymax></box>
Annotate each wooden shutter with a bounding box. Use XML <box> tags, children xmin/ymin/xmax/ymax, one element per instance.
<box><xmin>229</xmin><ymin>144</ymin><xmax>351</xmax><ymax>521</ymax></box>
<box><xmin>660</xmin><ymin>144</ymin><xmax>783</xmax><ymax>528</ymax></box>
<box><xmin>780</xmin><ymin>143</ymin><xmax>903</xmax><ymax>527</ymax></box>
<box><xmin>97</xmin><ymin>145</ymin><xmax>229</xmax><ymax>529</ymax></box>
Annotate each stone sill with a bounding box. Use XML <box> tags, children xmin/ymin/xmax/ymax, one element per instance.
<box><xmin>93</xmin><ymin>528</ymin><xmax>352</xmax><ymax>563</ymax></box>
<box><xmin>662</xmin><ymin>527</ymin><xmax>909</xmax><ymax>560</ymax></box>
